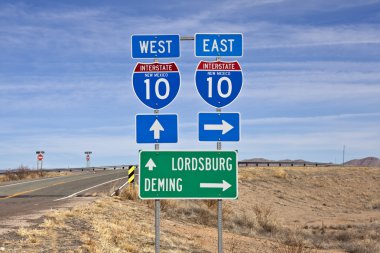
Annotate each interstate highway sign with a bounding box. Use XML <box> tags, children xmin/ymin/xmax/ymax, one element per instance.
<box><xmin>132</xmin><ymin>62</ymin><xmax>180</xmax><ymax>110</ymax></box>
<box><xmin>199</xmin><ymin>112</ymin><xmax>240</xmax><ymax>142</ymax></box>
<box><xmin>136</xmin><ymin>114</ymin><xmax>178</xmax><ymax>143</ymax></box>
<box><xmin>195</xmin><ymin>33</ymin><xmax>243</xmax><ymax>57</ymax></box>
<box><xmin>195</xmin><ymin>61</ymin><xmax>243</xmax><ymax>108</ymax></box>
<box><xmin>139</xmin><ymin>151</ymin><xmax>238</xmax><ymax>199</ymax></box>
<box><xmin>131</xmin><ymin>34</ymin><xmax>180</xmax><ymax>58</ymax></box>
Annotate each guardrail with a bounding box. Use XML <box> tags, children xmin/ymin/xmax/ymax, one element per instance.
<box><xmin>1</xmin><ymin>162</ymin><xmax>338</xmax><ymax>174</ymax></box>
<box><xmin>0</xmin><ymin>165</ymin><xmax>138</xmax><ymax>174</ymax></box>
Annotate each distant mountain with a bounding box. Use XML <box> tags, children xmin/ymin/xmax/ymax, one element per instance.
<box><xmin>241</xmin><ymin>158</ymin><xmax>316</xmax><ymax>164</ymax></box>
<box><xmin>345</xmin><ymin>157</ymin><xmax>380</xmax><ymax>167</ymax></box>
<box><xmin>241</xmin><ymin>158</ymin><xmax>271</xmax><ymax>163</ymax></box>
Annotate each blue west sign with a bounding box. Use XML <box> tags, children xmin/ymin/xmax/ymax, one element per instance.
<box><xmin>195</xmin><ymin>61</ymin><xmax>243</xmax><ymax>108</ymax></box>
<box><xmin>132</xmin><ymin>62</ymin><xmax>180</xmax><ymax>110</ymax></box>
<box><xmin>131</xmin><ymin>34</ymin><xmax>180</xmax><ymax>58</ymax></box>
<box><xmin>136</xmin><ymin>114</ymin><xmax>178</xmax><ymax>144</ymax></box>
<box><xmin>199</xmin><ymin>113</ymin><xmax>240</xmax><ymax>142</ymax></box>
<box><xmin>195</xmin><ymin>33</ymin><xmax>243</xmax><ymax>57</ymax></box>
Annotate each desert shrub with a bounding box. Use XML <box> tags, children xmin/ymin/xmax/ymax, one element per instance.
<box><xmin>342</xmin><ymin>240</ymin><xmax>380</xmax><ymax>253</ymax></box>
<box><xmin>335</xmin><ymin>231</ymin><xmax>352</xmax><ymax>242</ymax></box>
<box><xmin>253</xmin><ymin>204</ymin><xmax>278</xmax><ymax>233</ymax></box>
<box><xmin>272</xmin><ymin>242</ymin><xmax>317</xmax><ymax>253</ymax></box>
<box><xmin>119</xmin><ymin>186</ymin><xmax>139</xmax><ymax>201</ymax></box>
<box><xmin>3</xmin><ymin>166</ymin><xmax>43</xmax><ymax>181</ymax></box>
<box><xmin>145</xmin><ymin>199</ymin><xmax>177</xmax><ymax>212</ymax></box>
<box><xmin>4</xmin><ymin>170</ymin><xmax>18</xmax><ymax>181</ymax></box>
<box><xmin>365</xmin><ymin>199</ymin><xmax>380</xmax><ymax>210</ymax></box>
<box><xmin>274</xmin><ymin>168</ymin><xmax>288</xmax><ymax>179</ymax></box>
<box><xmin>202</xmin><ymin>199</ymin><xmax>217</xmax><ymax>209</ymax></box>
<box><xmin>229</xmin><ymin>211</ymin><xmax>255</xmax><ymax>236</ymax></box>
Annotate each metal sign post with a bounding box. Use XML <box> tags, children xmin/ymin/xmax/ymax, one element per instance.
<box><xmin>36</xmin><ymin>151</ymin><xmax>45</xmax><ymax>171</ymax></box>
<box><xmin>85</xmin><ymin>151</ymin><xmax>92</xmax><ymax>168</ymax></box>
<box><xmin>216</xmin><ymin>106</ymin><xmax>223</xmax><ymax>253</ymax></box>
<box><xmin>154</xmin><ymin>107</ymin><xmax>160</xmax><ymax>253</ymax></box>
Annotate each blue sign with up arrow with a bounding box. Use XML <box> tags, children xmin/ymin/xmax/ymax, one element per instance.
<box><xmin>199</xmin><ymin>113</ymin><xmax>240</xmax><ymax>142</ymax></box>
<box><xmin>136</xmin><ymin>114</ymin><xmax>178</xmax><ymax>143</ymax></box>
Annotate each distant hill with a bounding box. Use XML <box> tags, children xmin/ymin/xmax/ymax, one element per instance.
<box><xmin>345</xmin><ymin>157</ymin><xmax>380</xmax><ymax>167</ymax></box>
<box><xmin>241</xmin><ymin>158</ymin><xmax>316</xmax><ymax>164</ymax></box>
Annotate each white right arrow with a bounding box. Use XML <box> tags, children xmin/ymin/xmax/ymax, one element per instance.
<box><xmin>145</xmin><ymin>158</ymin><xmax>156</xmax><ymax>171</ymax></box>
<box><xmin>200</xmin><ymin>180</ymin><xmax>231</xmax><ymax>191</ymax></box>
<box><xmin>204</xmin><ymin>120</ymin><xmax>234</xmax><ymax>135</ymax></box>
<box><xmin>150</xmin><ymin>119</ymin><xmax>164</xmax><ymax>139</ymax></box>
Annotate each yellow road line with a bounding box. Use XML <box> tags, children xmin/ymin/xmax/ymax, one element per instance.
<box><xmin>0</xmin><ymin>182</ymin><xmax>65</xmax><ymax>200</ymax></box>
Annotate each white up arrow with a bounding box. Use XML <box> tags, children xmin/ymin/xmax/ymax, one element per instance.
<box><xmin>145</xmin><ymin>158</ymin><xmax>156</xmax><ymax>171</ymax></box>
<box><xmin>200</xmin><ymin>180</ymin><xmax>231</xmax><ymax>191</ymax></box>
<box><xmin>204</xmin><ymin>120</ymin><xmax>233</xmax><ymax>135</ymax></box>
<box><xmin>150</xmin><ymin>119</ymin><xmax>164</xmax><ymax>139</ymax></box>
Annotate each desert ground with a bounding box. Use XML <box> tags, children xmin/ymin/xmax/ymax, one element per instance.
<box><xmin>1</xmin><ymin>166</ymin><xmax>379</xmax><ymax>252</ymax></box>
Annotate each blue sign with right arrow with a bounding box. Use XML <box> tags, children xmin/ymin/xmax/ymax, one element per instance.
<box><xmin>136</xmin><ymin>114</ymin><xmax>178</xmax><ymax>143</ymax></box>
<box><xmin>199</xmin><ymin>113</ymin><xmax>240</xmax><ymax>142</ymax></box>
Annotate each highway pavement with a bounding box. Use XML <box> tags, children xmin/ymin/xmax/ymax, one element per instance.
<box><xmin>0</xmin><ymin>169</ymin><xmax>130</xmax><ymax>220</ymax></box>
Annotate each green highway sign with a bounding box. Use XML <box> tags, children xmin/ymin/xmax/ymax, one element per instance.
<box><xmin>139</xmin><ymin>151</ymin><xmax>238</xmax><ymax>199</ymax></box>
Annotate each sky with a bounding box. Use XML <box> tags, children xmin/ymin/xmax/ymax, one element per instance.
<box><xmin>1</xmin><ymin>0</ymin><xmax>380</xmax><ymax>169</ymax></box>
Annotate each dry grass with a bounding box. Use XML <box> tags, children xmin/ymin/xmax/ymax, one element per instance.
<box><xmin>1</xmin><ymin>166</ymin><xmax>46</xmax><ymax>182</ymax></box>
<box><xmin>252</xmin><ymin>204</ymin><xmax>278</xmax><ymax>233</ymax></box>
<box><xmin>271</xmin><ymin>242</ymin><xmax>317</xmax><ymax>253</ymax></box>
<box><xmin>342</xmin><ymin>240</ymin><xmax>380</xmax><ymax>253</ymax></box>
<box><xmin>0</xmin><ymin>165</ymin><xmax>72</xmax><ymax>182</ymax></box>
<box><xmin>274</xmin><ymin>168</ymin><xmax>288</xmax><ymax>179</ymax></box>
<box><xmin>11</xmin><ymin>196</ymin><xmax>206</xmax><ymax>252</ymax></box>
<box><xmin>3</xmin><ymin>166</ymin><xmax>380</xmax><ymax>252</ymax></box>
<box><xmin>365</xmin><ymin>198</ymin><xmax>380</xmax><ymax>210</ymax></box>
<box><xmin>119</xmin><ymin>185</ymin><xmax>139</xmax><ymax>201</ymax></box>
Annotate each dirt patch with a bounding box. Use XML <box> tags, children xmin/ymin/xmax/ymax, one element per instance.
<box><xmin>0</xmin><ymin>197</ymin><xmax>97</xmax><ymax>236</ymax></box>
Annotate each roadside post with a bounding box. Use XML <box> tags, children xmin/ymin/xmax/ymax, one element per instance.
<box><xmin>128</xmin><ymin>165</ymin><xmax>136</xmax><ymax>189</ymax></box>
<box><xmin>36</xmin><ymin>151</ymin><xmax>45</xmax><ymax>171</ymax></box>
<box><xmin>84</xmin><ymin>151</ymin><xmax>92</xmax><ymax>168</ymax></box>
<box><xmin>132</xmin><ymin>34</ymin><xmax>181</xmax><ymax>253</ymax></box>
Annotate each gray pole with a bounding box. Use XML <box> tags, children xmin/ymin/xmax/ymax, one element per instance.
<box><xmin>216</xmin><ymin>56</ymin><xmax>223</xmax><ymax>253</ymax></box>
<box><xmin>154</xmin><ymin>108</ymin><xmax>160</xmax><ymax>253</ymax></box>
<box><xmin>216</xmin><ymin>106</ymin><xmax>223</xmax><ymax>253</ymax></box>
<box><xmin>153</xmin><ymin>57</ymin><xmax>160</xmax><ymax>253</ymax></box>
<box><xmin>85</xmin><ymin>151</ymin><xmax>92</xmax><ymax>168</ymax></box>
<box><xmin>342</xmin><ymin>145</ymin><xmax>345</xmax><ymax>166</ymax></box>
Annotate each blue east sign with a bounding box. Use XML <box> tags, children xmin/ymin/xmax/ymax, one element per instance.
<box><xmin>199</xmin><ymin>113</ymin><xmax>240</xmax><ymax>142</ymax></box>
<box><xmin>136</xmin><ymin>114</ymin><xmax>178</xmax><ymax>143</ymax></box>
<box><xmin>195</xmin><ymin>33</ymin><xmax>243</xmax><ymax>57</ymax></box>
<box><xmin>131</xmin><ymin>35</ymin><xmax>180</xmax><ymax>58</ymax></box>
<box><xmin>195</xmin><ymin>61</ymin><xmax>243</xmax><ymax>108</ymax></box>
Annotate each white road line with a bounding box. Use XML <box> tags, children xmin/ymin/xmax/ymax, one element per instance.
<box><xmin>111</xmin><ymin>180</ymin><xmax>129</xmax><ymax>197</ymax></box>
<box><xmin>54</xmin><ymin>176</ymin><xmax>129</xmax><ymax>201</ymax></box>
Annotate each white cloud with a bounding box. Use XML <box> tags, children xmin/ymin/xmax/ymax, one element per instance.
<box><xmin>243</xmin><ymin>113</ymin><xmax>380</xmax><ymax>125</ymax></box>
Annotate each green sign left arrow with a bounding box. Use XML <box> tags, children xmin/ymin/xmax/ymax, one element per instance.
<box><xmin>139</xmin><ymin>151</ymin><xmax>238</xmax><ymax>199</ymax></box>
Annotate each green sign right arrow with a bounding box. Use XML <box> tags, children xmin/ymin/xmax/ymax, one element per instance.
<box><xmin>139</xmin><ymin>151</ymin><xmax>238</xmax><ymax>199</ymax></box>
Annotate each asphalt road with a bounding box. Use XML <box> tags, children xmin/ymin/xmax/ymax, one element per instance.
<box><xmin>0</xmin><ymin>169</ymin><xmax>129</xmax><ymax>220</ymax></box>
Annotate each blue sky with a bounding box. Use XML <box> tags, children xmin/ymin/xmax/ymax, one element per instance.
<box><xmin>1</xmin><ymin>0</ymin><xmax>380</xmax><ymax>169</ymax></box>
